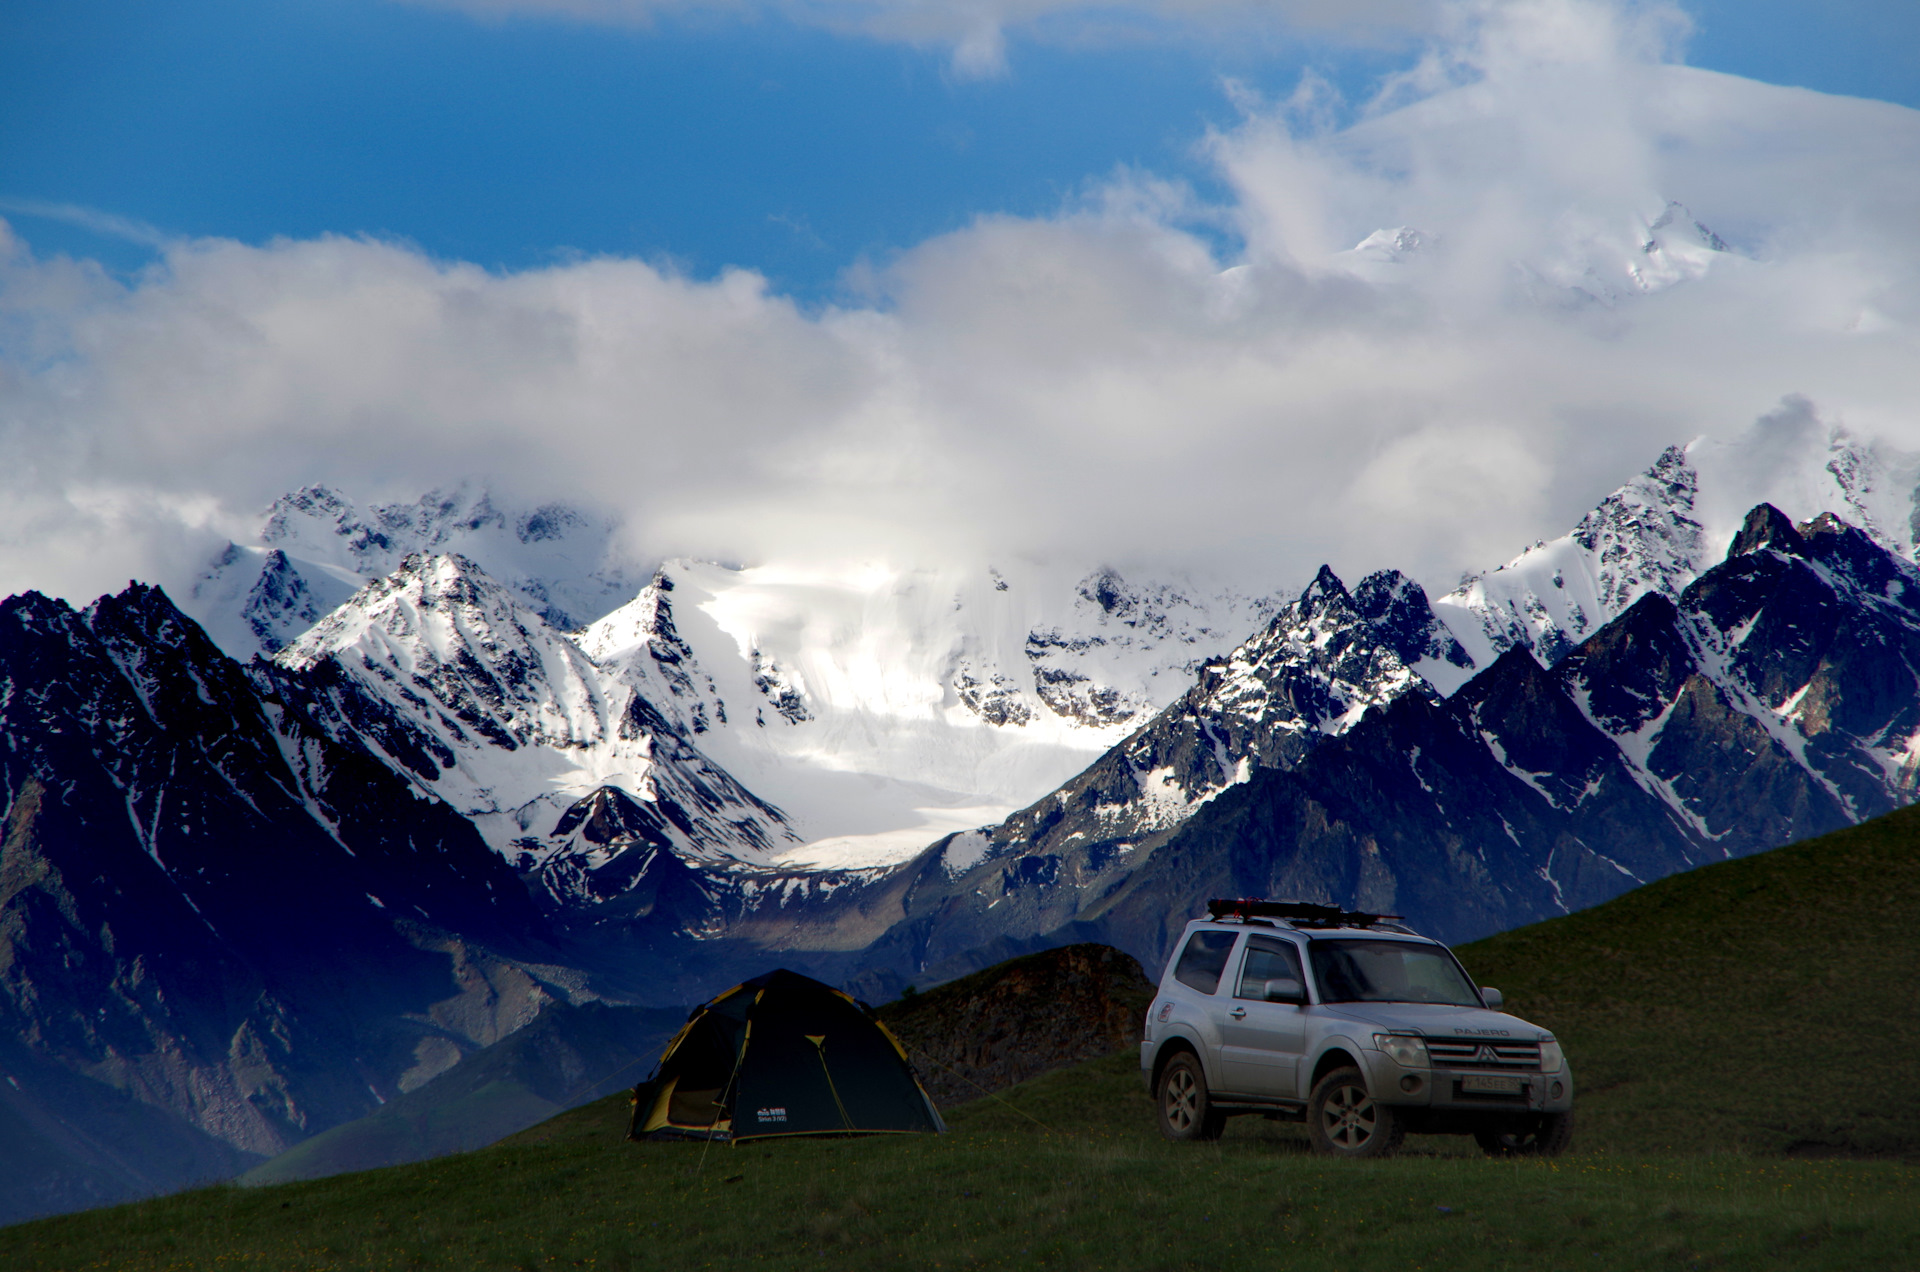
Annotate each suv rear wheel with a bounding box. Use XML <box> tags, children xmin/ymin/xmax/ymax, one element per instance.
<box><xmin>1155</xmin><ymin>1052</ymin><xmax>1224</xmax><ymax>1141</ymax></box>
<box><xmin>1306</xmin><ymin>1066</ymin><xmax>1404</xmax><ymax>1158</ymax></box>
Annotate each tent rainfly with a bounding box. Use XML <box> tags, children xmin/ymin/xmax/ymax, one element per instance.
<box><xmin>627</xmin><ymin>969</ymin><xmax>946</xmax><ymax>1142</ymax></box>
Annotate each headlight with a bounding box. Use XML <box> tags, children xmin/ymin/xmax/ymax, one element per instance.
<box><xmin>1538</xmin><ymin>1039</ymin><xmax>1564</xmax><ymax>1072</ymax></box>
<box><xmin>1372</xmin><ymin>1033</ymin><xmax>1430</xmax><ymax>1068</ymax></box>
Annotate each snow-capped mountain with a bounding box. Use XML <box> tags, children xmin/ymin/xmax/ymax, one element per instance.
<box><xmin>843</xmin><ymin>495</ymin><xmax>1920</xmax><ymax>987</ymax></box>
<box><xmin>225</xmin><ymin>530</ymin><xmax>1291</xmax><ymax>882</ymax></box>
<box><xmin>267</xmin><ymin>552</ymin><xmax>796</xmax><ymax>891</ymax></box>
<box><xmin>1558</xmin><ymin>504</ymin><xmax>1920</xmax><ymax>839</ymax></box>
<box><xmin>1434</xmin><ymin>411</ymin><xmax>1920</xmax><ymax>669</ymax></box>
<box><xmin>577</xmin><ymin>559</ymin><xmax>1283</xmax><ymax>868</ymax></box>
<box><xmin>180</xmin><ymin>410</ymin><xmax>1920</xmax><ymax>904</ymax></box>
<box><xmin>908</xmin><ymin>564</ymin><xmax>1460</xmax><ymax>901</ymax></box>
<box><xmin>187</xmin><ymin>485</ymin><xmax>649</xmax><ymax>658</ymax></box>
<box><xmin>175</xmin><ymin>471</ymin><xmax>1289</xmax><ymax>866</ymax></box>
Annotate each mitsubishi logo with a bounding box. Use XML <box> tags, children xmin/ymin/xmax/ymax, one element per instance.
<box><xmin>1475</xmin><ymin>1045</ymin><xmax>1499</xmax><ymax>1063</ymax></box>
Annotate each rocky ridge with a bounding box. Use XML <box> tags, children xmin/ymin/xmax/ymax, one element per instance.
<box><xmin>1434</xmin><ymin>419</ymin><xmax>1920</xmax><ymax>670</ymax></box>
<box><xmin>847</xmin><ymin>499</ymin><xmax>1920</xmax><ymax>983</ymax></box>
<box><xmin>0</xmin><ymin>584</ymin><xmax>575</xmax><ymax>1222</ymax></box>
<box><xmin>267</xmin><ymin>553</ymin><xmax>798</xmax><ymax>894</ymax></box>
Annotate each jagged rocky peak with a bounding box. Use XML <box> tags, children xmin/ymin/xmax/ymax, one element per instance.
<box><xmin>576</xmin><ymin>565</ymin><xmax>735</xmax><ymax>739</ymax></box>
<box><xmin>1351</xmin><ymin>569</ymin><xmax>1475</xmax><ymax>685</ymax></box>
<box><xmin>1544</xmin><ymin>499</ymin><xmax>1920</xmax><ymax>850</ymax></box>
<box><xmin>277</xmin><ymin>550</ymin><xmax>614</xmax><ymax>761</ymax></box>
<box><xmin>1569</xmin><ymin>444</ymin><xmax>1705</xmax><ymax>611</ymax></box>
<box><xmin>938</xmin><ymin>563</ymin><xmax>1435</xmax><ymax>881</ymax></box>
<box><xmin>1714</xmin><ymin>502</ymin><xmax>1913</xmax><ymax>610</ymax></box>
<box><xmin>261</xmin><ymin>483</ymin><xmax>391</xmax><ymax>565</ymax></box>
<box><xmin>1201</xmin><ymin>565</ymin><xmax>1428</xmax><ymax>743</ymax></box>
<box><xmin>577</xmin><ymin>566</ymin><xmax>683</xmax><ymax>667</ymax></box>
<box><xmin>1432</xmin><ymin>420</ymin><xmax>1920</xmax><ymax>680</ymax></box>
<box><xmin>1435</xmin><ymin>443</ymin><xmax>1709</xmax><ymax>669</ymax></box>
<box><xmin>261</xmin><ymin>484</ymin><xmax>548</xmax><ymax>570</ymax></box>
<box><xmin>1728</xmin><ymin>502</ymin><xmax>1803</xmax><ymax>557</ymax></box>
<box><xmin>278</xmin><ymin>551</ymin><xmax>597</xmax><ymax>713</ymax></box>
<box><xmin>267</xmin><ymin>551</ymin><xmax>797</xmax><ymax>870</ymax></box>
<box><xmin>239</xmin><ymin>550</ymin><xmax>337</xmax><ymax>654</ymax></box>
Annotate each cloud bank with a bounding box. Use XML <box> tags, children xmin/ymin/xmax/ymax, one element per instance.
<box><xmin>2</xmin><ymin>0</ymin><xmax>1918</xmax><ymax>609</ymax></box>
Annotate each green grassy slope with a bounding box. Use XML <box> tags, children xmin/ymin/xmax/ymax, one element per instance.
<box><xmin>4</xmin><ymin>1055</ymin><xmax>1914</xmax><ymax>1271</ymax></box>
<box><xmin>4</xmin><ymin>804</ymin><xmax>1920</xmax><ymax>1269</ymax></box>
<box><xmin>1449</xmin><ymin>798</ymin><xmax>1920</xmax><ymax>1157</ymax></box>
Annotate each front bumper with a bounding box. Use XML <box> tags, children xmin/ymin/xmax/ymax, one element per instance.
<box><xmin>1361</xmin><ymin>1049</ymin><xmax>1574</xmax><ymax>1114</ymax></box>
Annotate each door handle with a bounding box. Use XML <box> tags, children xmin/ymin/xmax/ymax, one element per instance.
<box><xmin>1229</xmin><ymin>1007</ymin><xmax>1247</xmax><ymax>1019</ymax></box>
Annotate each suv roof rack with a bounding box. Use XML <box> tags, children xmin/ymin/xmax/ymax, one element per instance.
<box><xmin>1206</xmin><ymin>898</ymin><xmax>1411</xmax><ymax>932</ymax></box>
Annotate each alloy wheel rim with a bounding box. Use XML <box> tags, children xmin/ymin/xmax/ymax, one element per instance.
<box><xmin>1165</xmin><ymin>1069</ymin><xmax>1197</xmax><ymax>1131</ymax></box>
<box><xmin>1323</xmin><ymin>1084</ymin><xmax>1376</xmax><ymax>1148</ymax></box>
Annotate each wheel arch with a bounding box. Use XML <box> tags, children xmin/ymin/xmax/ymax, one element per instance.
<box><xmin>1150</xmin><ymin>1034</ymin><xmax>1206</xmax><ymax>1092</ymax></box>
<box><xmin>1309</xmin><ymin>1046</ymin><xmax>1362</xmax><ymax>1091</ymax></box>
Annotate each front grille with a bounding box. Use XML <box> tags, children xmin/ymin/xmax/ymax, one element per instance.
<box><xmin>1427</xmin><ymin>1038</ymin><xmax>1541</xmax><ymax>1069</ymax></box>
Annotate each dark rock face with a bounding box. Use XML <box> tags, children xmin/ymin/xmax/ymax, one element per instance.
<box><xmin>874</xmin><ymin>944</ymin><xmax>1154</xmax><ymax>1107</ymax></box>
<box><xmin>535</xmin><ymin>788</ymin><xmax>722</xmax><ymax>934</ymax></box>
<box><xmin>1352</xmin><ymin>569</ymin><xmax>1474</xmax><ymax>670</ymax></box>
<box><xmin>0</xmin><ymin>586</ymin><xmax>562</xmax><ymax>1221</ymax></box>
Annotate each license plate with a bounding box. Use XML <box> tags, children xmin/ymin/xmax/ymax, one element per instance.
<box><xmin>1461</xmin><ymin>1074</ymin><xmax>1523</xmax><ymax>1094</ymax></box>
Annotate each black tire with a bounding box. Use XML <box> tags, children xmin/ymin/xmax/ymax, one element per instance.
<box><xmin>1156</xmin><ymin>1052</ymin><xmax>1225</xmax><ymax>1142</ymax></box>
<box><xmin>1305</xmin><ymin>1066</ymin><xmax>1404</xmax><ymax>1158</ymax></box>
<box><xmin>1474</xmin><ymin>1111</ymin><xmax>1573</xmax><ymax>1157</ymax></box>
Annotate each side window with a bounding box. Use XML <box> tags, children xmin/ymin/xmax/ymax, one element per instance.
<box><xmin>1235</xmin><ymin>936</ymin><xmax>1304</xmax><ymax>999</ymax></box>
<box><xmin>1171</xmin><ymin>931</ymin><xmax>1238</xmax><ymax>995</ymax></box>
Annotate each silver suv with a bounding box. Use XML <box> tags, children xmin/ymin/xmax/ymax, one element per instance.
<box><xmin>1140</xmin><ymin>900</ymin><xmax>1573</xmax><ymax>1157</ymax></box>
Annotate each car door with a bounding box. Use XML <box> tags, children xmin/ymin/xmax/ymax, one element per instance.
<box><xmin>1169</xmin><ymin>929</ymin><xmax>1242</xmax><ymax>1080</ymax></box>
<box><xmin>1215</xmin><ymin>935</ymin><xmax>1309</xmax><ymax>1100</ymax></box>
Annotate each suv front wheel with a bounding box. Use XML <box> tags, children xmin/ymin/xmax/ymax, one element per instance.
<box><xmin>1306</xmin><ymin>1066</ymin><xmax>1405</xmax><ymax>1158</ymax></box>
<box><xmin>1155</xmin><ymin>1052</ymin><xmax>1225</xmax><ymax>1142</ymax></box>
<box><xmin>1474</xmin><ymin>1110</ymin><xmax>1573</xmax><ymax>1157</ymax></box>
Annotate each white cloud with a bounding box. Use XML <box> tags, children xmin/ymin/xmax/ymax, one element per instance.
<box><xmin>3</xmin><ymin>0</ymin><xmax>1918</xmax><ymax>610</ymax></box>
<box><xmin>0</xmin><ymin>199</ymin><xmax>177</xmax><ymax>250</ymax></box>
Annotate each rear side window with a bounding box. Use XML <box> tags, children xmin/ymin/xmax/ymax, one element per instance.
<box><xmin>1172</xmin><ymin>931</ymin><xmax>1238</xmax><ymax>995</ymax></box>
<box><xmin>1235</xmin><ymin>936</ymin><xmax>1304</xmax><ymax>999</ymax></box>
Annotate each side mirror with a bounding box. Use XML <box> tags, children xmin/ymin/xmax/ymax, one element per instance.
<box><xmin>1480</xmin><ymin>987</ymin><xmax>1504</xmax><ymax>1009</ymax></box>
<box><xmin>1263</xmin><ymin>978</ymin><xmax>1306</xmax><ymax>1004</ymax></box>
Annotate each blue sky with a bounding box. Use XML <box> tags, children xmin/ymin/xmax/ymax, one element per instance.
<box><xmin>3</xmin><ymin>0</ymin><xmax>1916</xmax><ymax>298</ymax></box>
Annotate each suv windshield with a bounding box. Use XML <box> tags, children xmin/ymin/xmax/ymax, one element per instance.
<box><xmin>1308</xmin><ymin>939</ymin><xmax>1482</xmax><ymax>1006</ymax></box>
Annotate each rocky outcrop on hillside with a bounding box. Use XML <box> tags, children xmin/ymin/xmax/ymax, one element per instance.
<box><xmin>874</xmin><ymin>944</ymin><xmax>1153</xmax><ymax>1107</ymax></box>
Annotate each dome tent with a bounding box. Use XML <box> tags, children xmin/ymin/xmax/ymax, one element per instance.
<box><xmin>627</xmin><ymin>969</ymin><xmax>945</xmax><ymax>1142</ymax></box>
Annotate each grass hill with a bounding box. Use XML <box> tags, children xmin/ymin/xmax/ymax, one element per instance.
<box><xmin>4</xmin><ymin>803</ymin><xmax>1920</xmax><ymax>1268</ymax></box>
<box><xmin>1453</xmin><ymin>796</ymin><xmax>1920</xmax><ymax>1157</ymax></box>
